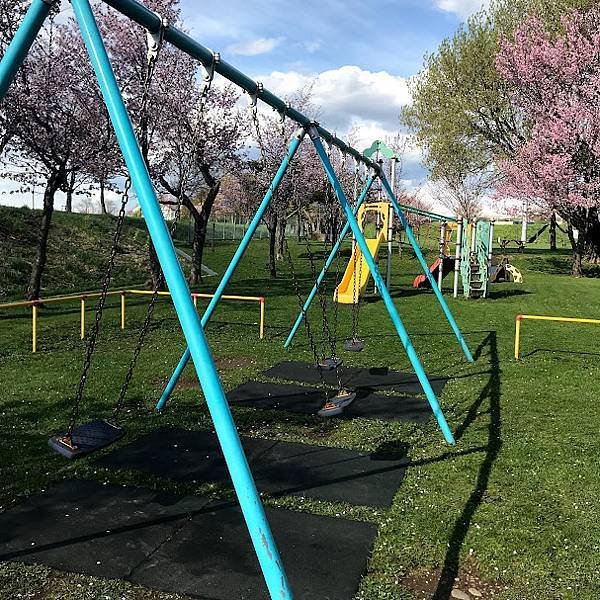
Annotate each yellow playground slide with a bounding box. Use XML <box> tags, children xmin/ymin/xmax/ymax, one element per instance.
<box><xmin>334</xmin><ymin>202</ymin><xmax>390</xmax><ymax>304</ymax></box>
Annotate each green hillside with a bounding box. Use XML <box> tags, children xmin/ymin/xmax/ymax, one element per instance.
<box><xmin>1</xmin><ymin>205</ymin><xmax>572</xmax><ymax>304</ymax></box>
<box><xmin>0</xmin><ymin>206</ymin><xmax>153</xmax><ymax>302</ymax></box>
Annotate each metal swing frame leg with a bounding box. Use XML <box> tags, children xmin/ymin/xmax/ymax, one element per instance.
<box><xmin>63</xmin><ymin>2</ymin><xmax>291</xmax><ymax>597</ymax></box>
<box><xmin>309</xmin><ymin>126</ymin><xmax>456</xmax><ymax>445</ymax></box>
<box><xmin>284</xmin><ymin>174</ymin><xmax>376</xmax><ymax>348</ymax></box>
<box><xmin>0</xmin><ymin>0</ymin><xmax>53</xmax><ymax>99</ymax></box>
<box><xmin>378</xmin><ymin>174</ymin><xmax>474</xmax><ymax>363</ymax></box>
<box><xmin>156</xmin><ymin>127</ymin><xmax>306</xmax><ymax>411</ymax></box>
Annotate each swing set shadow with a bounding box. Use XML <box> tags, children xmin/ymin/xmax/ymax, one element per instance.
<box><xmin>432</xmin><ymin>330</ymin><xmax>502</xmax><ymax>599</ymax></box>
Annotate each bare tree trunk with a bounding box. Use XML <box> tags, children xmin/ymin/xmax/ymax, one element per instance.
<box><xmin>148</xmin><ymin>239</ymin><xmax>165</xmax><ymax>290</ymax></box>
<box><xmin>158</xmin><ymin>172</ymin><xmax>221</xmax><ymax>286</ymax></box>
<box><xmin>561</xmin><ymin>207</ymin><xmax>600</xmax><ymax>274</ymax></box>
<box><xmin>99</xmin><ymin>180</ymin><xmax>107</xmax><ymax>214</ymax></box>
<box><xmin>139</xmin><ymin>94</ymin><xmax>162</xmax><ymax>289</ymax></box>
<box><xmin>266</xmin><ymin>208</ymin><xmax>278</xmax><ymax>278</ymax></box>
<box><xmin>190</xmin><ymin>184</ymin><xmax>220</xmax><ymax>285</ymax></box>
<box><xmin>28</xmin><ymin>170</ymin><xmax>64</xmax><ymax>299</ymax></box>
<box><xmin>548</xmin><ymin>212</ymin><xmax>556</xmax><ymax>250</ymax></box>
<box><xmin>277</xmin><ymin>216</ymin><xmax>287</xmax><ymax>260</ymax></box>
<box><xmin>65</xmin><ymin>171</ymin><xmax>75</xmax><ymax>213</ymax></box>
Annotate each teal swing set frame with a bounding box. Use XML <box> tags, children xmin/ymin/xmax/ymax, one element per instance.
<box><xmin>1</xmin><ymin>1</ymin><xmax>474</xmax><ymax>597</ymax></box>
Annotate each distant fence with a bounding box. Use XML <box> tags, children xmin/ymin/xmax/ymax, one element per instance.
<box><xmin>171</xmin><ymin>219</ymin><xmax>303</xmax><ymax>244</ymax></box>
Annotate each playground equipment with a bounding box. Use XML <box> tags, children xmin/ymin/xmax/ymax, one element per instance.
<box><xmin>461</xmin><ymin>221</ymin><xmax>524</xmax><ymax>296</ymax></box>
<box><xmin>335</xmin><ymin>201</ymin><xmax>390</xmax><ymax>304</ymax></box>
<box><xmin>498</xmin><ymin>238</ymin><xmax>526</xmax><ymax>252</ymax></box>
<box><xmin>413</xmin><ymin>221</ymin><xmax>458</xmax><ymax>291</ymax></box>
<box><xmin>1</xmin><ymin>2</ymin><xmax>476</xmax><ymax>596</ymax></box>
<box><xmin>489</xmin><ymin>256</ymin><xmax>523</xmax><ymax>284</ymax></box>
<box><xmin>460</xmin><ymin>220</ymin><xmax>494</xmax><ymax>299</ymax></box>
<box><xmin>408</xmin><ymin>218</ymin><xmax>522</xmax><ymax>298</ymax></box>
<box><xmin>514</xmin><ymin>313</ymin><xmax>600</xmax><ymax>359</ymax></box>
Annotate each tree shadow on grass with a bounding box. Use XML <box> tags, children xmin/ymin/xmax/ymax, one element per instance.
<box><xmin>433</xmin><ymin>330</ymin><xmax>502</xmax><ymax>600</ymax></box>
<box><xmin>486</xmin><ymin>288</ymin><xmax>531</xmax><ymax>300</ymax></box>
<box><xmin>526</xmin><ymin>255</ymin><xmax>574</xmax><ymax>276</ymax></box>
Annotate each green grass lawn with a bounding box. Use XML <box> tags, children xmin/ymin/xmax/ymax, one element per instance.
<box><xmin>1</xmin><ymin>213</ymin><xmax>599</xmax><ymax>599</ymax></box>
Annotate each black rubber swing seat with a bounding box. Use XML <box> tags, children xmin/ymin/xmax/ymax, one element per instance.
<box><xmin>318</xmin><ymin>356</ymin><xmax>343</xmax><ymax>371</ymax></box>
<box><xmin>344</xmin><ymin>338</ymin><xmax>364</xmax><ymax>352</ymax></box>
<box><xmin>317</xmin><ymin>389</ymin><xmax>357</xmax><ymax>418</ymax></box>
<box><xmin>48</xmin><ymin>419</ymin><xmax>125</xmax><ymax>459</ymax></box>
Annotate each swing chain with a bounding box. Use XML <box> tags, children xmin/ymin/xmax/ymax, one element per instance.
<box><xmin>112</xmin><ymin>48</ymin><xmax>217</xmax><ymax>421</ymax></box>
<box><xmin>66</xmin><ymin>179</ymin><xmax>133</xmax><ymax>438</ymax></box>
<box><xmin>249</xmin><ymin>82</ymin><xmax>267</xmax><ymax>172</ymax></box>
<box><xmin>272</xmin><ymin>112</ymin><xmax>325</xmax><ymax>381</ymax></box>
<box><xmin>350</xmin><ymin>168</ymin><xmax>371</xmax><ymax>342</ymax></box>
<box><xmin>283</xmin><ymin>236</ymin><xmax>323</xmax><ymax>365</ymax></box>
<box><xmin>332</xmin><ymin>149</ymin><xmax>350</xmax><ymax>346</ymax></box>
<box><xmin>65</xmin><ymin>22</ymin><xmax>166</xmax><ymax>439</ymax></box>
<box><xmin>198</xmin><ymin>51</ymin><xmax>219</xmax><ymax>114</ymax></box>
<box><xmin>267</xmin><ymin>110</ymin><xmax>330</xmax><ymax>387</ymax></box>
<box><xmin>302</xmin><ymin>139</ymin><xmax>343</xmax><ymax>387</ymax></box>
<box><xmin>277</xmin><ymin>104</ymin><xmax>289</xmax><ymax>139</ymax></box>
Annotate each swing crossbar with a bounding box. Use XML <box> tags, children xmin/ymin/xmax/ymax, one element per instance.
<box><xmin>101</xmin><ymin>0</ymin><xmax>377</xmax><ymax>172</ymax></box>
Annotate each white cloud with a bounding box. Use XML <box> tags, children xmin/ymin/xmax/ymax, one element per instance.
<box><xmin>303</xmin><ymin>41</ymin><xmax>322</xmax><ymax>53</ymax></box>
<box><xmin>227</xmin><ymin>37</ymin><xmax>284</xmax><ymax>56</ymax></box>
<box><xmin>254</xmin><ymin>65</ymin><xmax>426</xmax><ymax>181</ymax></box>
<box><xmin>434</xmin><ymin>0</ymin><xmax>490</xmax><ymax>19</ymax></box>
<box><xmin>1</xmin><ymin>65</ymin><xmax>422</xmax><ymax>209</ymax></box>
<box><xmin>261</xmin><ymin>65</ymin><xmax>411</xmax><ymax>134</ymax></box>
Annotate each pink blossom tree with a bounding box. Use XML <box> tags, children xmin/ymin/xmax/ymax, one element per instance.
<box><xmin>496</xmin><ymin>8</ymin><xmax>600</xmax><ymax>274</ymax></box>
<box><xmin>97</xmin><ymin>0</ymin><xmax>244</xmax><ymax>286</ymax></box>
<box><xmin>97</xmin><ymin>0</ymin><xmax>193</xmax><ymax>288</ymax></box>
<box><xmin>0</xmin><ymin>0</ymin><xmax>27</xmax><ymax>153</ymax></box>
<box><xmin>243</xmin><ymin>86</ymin><xmax>344</xmax><ymax>278</ymax></box>
<box><xmin>154</xmin><ymin>82</ymin><xmax>246</xmax><ymax>284</ymax></box>
<box><xmin>2</xmin><ymin>16</ymin><xmax>118</xmax><ymax>298</ymax></box>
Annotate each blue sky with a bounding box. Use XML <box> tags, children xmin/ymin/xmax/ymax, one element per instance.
<box><xmin>182</xmin><ymin>0</ymin><xmax>466</xmax><ymax>77</ymax></box>
<box><xmin>176</xmin><ymin>0</ymin><xmax>488</xmax><ymax>187</ymax></box>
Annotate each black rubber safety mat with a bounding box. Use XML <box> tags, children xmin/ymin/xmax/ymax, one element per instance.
<box><xmin>0</xmin><ymin>480</ymin><xmax>377</xmax><ymax>600</ymax></box>
<box><xmin>48</xmin><ymin>419</ymin><xmax>125</xmax><ymax>459</ymax></box>
<box><xmin>133</xmin><ymin>501</ymin><xmax>377</xmax><ymax>600</ymax></box>
<box><xmin>264</xmin><ymin>360</ymin><xmax>449</xmax><ymax>396</ymax></box>
<box><xmin>97</xmin><ymin>428</ymin><xmax>408</xmax><ymax>507</ymax></box>
<box><xmin>0</xmin><ymin>479</ymin><xmax>210</xmax><ymax>580</ymax></box>
<box><xmin>227</xmin><ymin>380</ymin><xmax>432</xmax><ymax>423</ymax></box>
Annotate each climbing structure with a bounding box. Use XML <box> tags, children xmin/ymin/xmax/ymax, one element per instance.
<box><xmin>489</xmin><ymin>256</ymin><xmax>523</xmax><ymax>284</ymax></box>
<box><xmin>461</xmin><ymin>221</ymin><xmax>494</xmax><ymax>298</ymax></box>
<box><xmin>413</xmin><ymin>222</ymin><xmax>457</xmax><ymax>290</ymax></box>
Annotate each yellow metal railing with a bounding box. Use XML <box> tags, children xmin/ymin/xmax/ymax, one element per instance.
<box><xmin>514</xmin><ymin>313</ymin><xmax>600</xmax><ymax>360</ymax></box>
<box><xmin>0</xmin><ymin>289</ymin><xmax>265</xmax><ymax>353</ymax></box>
